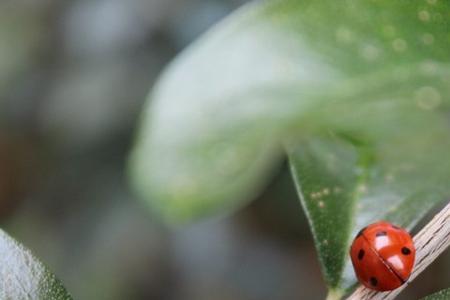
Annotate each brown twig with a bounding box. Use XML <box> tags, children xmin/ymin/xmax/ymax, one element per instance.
<box><xmin>347</xmin><ymin>201</ymin><xmax>450</xmax><ymax>300</ymax></box>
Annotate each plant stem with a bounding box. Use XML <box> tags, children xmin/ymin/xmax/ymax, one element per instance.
<box><xmin>347</xmin><ymin>201</ymin><xmax>450</xmax><ymax>300</ymax></box>
<box><xmin>326</xmin><ymin>289</ymin><xmax>344</xmax><ymax>300</ymax></box>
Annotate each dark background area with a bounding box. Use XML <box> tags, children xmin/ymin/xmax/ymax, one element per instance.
<box><xmin>0</xmin><ymin>1</ymin><xmax>449</xmax><ymax>299</ymax></box>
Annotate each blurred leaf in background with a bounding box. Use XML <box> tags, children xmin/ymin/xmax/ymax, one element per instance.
<box><xmin>130</xmin><ymin>0</ymin><xmax>449</xmax><ymax>222</ymax></box>
<box><xmin>130</xmin><ymin>0</ymin><xmax>450</xmax><ymax>297</ymax></box>
<box><xmin>1</xmin><ymin>0</ymin><xmax>449</xmax><ymax>299</ymax></box>
<box><xmin>0</xmin><ymin>1</ymin><xmax>47</xmax><ymax>97</ymax></box>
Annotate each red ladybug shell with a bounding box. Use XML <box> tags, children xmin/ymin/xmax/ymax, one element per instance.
<box><xmin>350</xmin><ymin>221</ymin><xmax>415</xmax><ymax>291</ymax></box>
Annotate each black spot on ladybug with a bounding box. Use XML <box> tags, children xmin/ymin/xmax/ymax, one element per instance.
<box><xmin>376</xmin><ymin>231</ymin><xmax>387</xmax><ymax>237</ymax></box>
<box><xmin>401</xmin><ymin>247</ymin><xmax>411</xmax><ymax>255</ymax></box>
<box><xmin>392</xmin><ymin>225</ymin><xmax>401</xmax><ymax>230</ymax></box>
<box><xmin>358</xmin><ymin>249</ymin><xmax>365</xmax><ymax>260</ymax></box>
<box><xmin>370</xmin><ymin>277</ymin><xmax>378</xmax><ymax>286</ymax></box>
<box><xmin>356</xmin><ymin>226</ymin><xmax>367</xmax><ymax>238</ymax></box>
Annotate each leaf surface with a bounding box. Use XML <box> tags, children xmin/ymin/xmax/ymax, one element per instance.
<box><xmin>420</xmin><ymin>288</ymin><xmax>450</xmax><ymax>300</ymax></box>
<box><xmin>129</xmin><ymin>0</ymin><xmax>450</xmax><ymax>247</ymax></box>
<box><xmin>0</xmin><ymin>230</ymin><xmax>71</xmax><ymax>299</ymax></box>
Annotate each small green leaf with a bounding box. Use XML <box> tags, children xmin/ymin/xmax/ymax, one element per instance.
<box><xmin>0</xmin><ymin>229</ymin><xmax>71</xmax><ymax>299</ymax></box>
<box><xmin>420</xmin><ymin>288</ymin><xmax>450</xmax><ymax>300</ymax></box>
<box><xmin>287</xmin><ymin>119</ymin><xmax>450</xmax><ymax>293</ymax></box>
<box><xmin>287</xmin><ymin>137</ymin><xmax>362</xmax><ymax>292</ymax></box>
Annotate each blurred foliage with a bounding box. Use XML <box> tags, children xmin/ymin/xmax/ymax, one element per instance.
<box><xmin>130</xmin><ymin>1</ymin><xmax>449</xmax><ymax>220</ymax></box>
<box><xmin>0</xmin><ymin>1</ymin><xmax>48</xmax><ymax>96</ymax></box>
<box><xmin>0</xmin><ymin>0</ymin><xmax>449</xmax><ymax>299</ymax></box>
<box><xmin>130</xmin><ymin>0</ymin><xmax>450</xmax><ymax>298</ymax></box>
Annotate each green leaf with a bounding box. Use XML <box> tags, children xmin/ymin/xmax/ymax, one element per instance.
<box><xmin>130</xmin><ymin>0</ymin><xmax>450</xmax><ymax>295</ymax></box>
<box><xmin>287</xmin><ymin>137</ymin><xmax>361</xmax><ymax>294</ymax></box>
<box><xmin>129</xmin><ymin>0</ymin><xmax>449</xmax><ymax>228</ymax></box>
<box><xmin>0</xmin><ymin>229</ymin><xmax>71</xmax><ymax>299</ymax></box>
<box><xmin>420</xmin><ymin>288</ymin><xmax>450</xmax><ymax>300</ymax></box>
<box><xmin>288</xmin><ymin>125</ymin><xmax>450</xmax><ymax>294</ymax></box>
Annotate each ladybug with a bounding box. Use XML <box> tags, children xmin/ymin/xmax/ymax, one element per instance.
<box><xmin>350</xmin><ymin>221</ymin><xmax>415</xmax><ymax>291</ymax></box>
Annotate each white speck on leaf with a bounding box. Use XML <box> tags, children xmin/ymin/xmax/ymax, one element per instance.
<box><xmin>333</xmin><ymin>187</ymin><xmax>342</xmax><ymax>194</ymax></box>
<box><xmin>421</xmin><ymin>33</ymin><xmax>435</xmax><ymax>45</ymax></box>
<box><xmin>311</xmin><ymin>192</ymin><xmax>324</xmax><ymax>199</ymax></box>
<box><xmin>336</xmin><ymin>26</ymin><xmax>354</xmax><ymax>43</ymax></box>
<box><xmin>385</xmin><ymin>173</ymin><xmax>395</xmax><ymax>182</ymax></box>
<box><xmin>357</xmin><ymin>184</ymin><xmax>368</xmax><ymax>194</ymax></box>
<box><xmin>420</xmin><ymin>60</ymin><xmax>438</xmax><ymax>75</ymax></box>
<box><xmin>392</xmin><ymin>38</ymin><xmax>408</xmax><ymax>52</ymax></box>
<box><xmin>418</xmin><ymin>10</ymin><xmax>431</xmax><ymax>22</ymax></box>
<box><xmin>415</xmin><ymin>86</ymin><xmax>442</xmax><ymax>110</ymax></box>
<box><xmin>360</xmin><ymin>44</ymin><xmax>380</xmax><ymax>61</ymax></box>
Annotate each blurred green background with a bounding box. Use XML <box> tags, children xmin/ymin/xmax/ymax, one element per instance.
<box><xmin>0</xmin><ymin>1</ymin><xmax>449</xmax><ymax>299</ymax></box>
